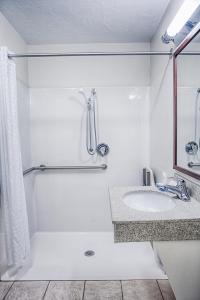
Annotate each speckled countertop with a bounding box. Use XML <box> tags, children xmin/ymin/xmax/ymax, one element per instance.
<box><xmin>110</xmin><ymin>186</ymin><xmax>200</xmax><ymax>222</ymax></box>
<box><xmin>109</xmin><ymin>186</ymin><xmax>200</xmax><ymax>242</ymax></box>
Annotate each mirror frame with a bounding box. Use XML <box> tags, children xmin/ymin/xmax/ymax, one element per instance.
<box><xmin>173</xmin><ymin>22</ymin><xmax>200</xmax><ymax>180</ymax></box>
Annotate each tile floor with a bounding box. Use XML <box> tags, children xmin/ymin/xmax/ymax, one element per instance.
<box><xmin>0</xmin><ymin>280</ymin><xmax>176</xmax><ymax>299</ymax></box>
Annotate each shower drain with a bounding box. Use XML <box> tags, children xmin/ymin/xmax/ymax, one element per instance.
<box><xmin>84</xmin><ymin>250</ymin><xmax>95</xmax><ymax>257</ymax></box>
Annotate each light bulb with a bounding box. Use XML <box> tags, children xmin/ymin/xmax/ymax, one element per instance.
<box><xmin>167</xmin><ymin>0</ymin><xmax>200</xmax><ymax>37</ymax></box>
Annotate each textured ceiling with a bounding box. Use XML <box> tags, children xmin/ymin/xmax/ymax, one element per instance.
<box><xmin>0</xmin><ymin>0</ymin><xmax>170</xmax><ymax>44</ymax></box>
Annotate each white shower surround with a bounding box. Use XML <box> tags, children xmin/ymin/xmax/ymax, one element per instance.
<box><xmin>0</xmin><ymin>13</ymin><xmax>160</xmax><ymax>280</ymax></box>
<box><xmin>27</xmin><ymin>43</ymin><xmax>150</xmax><ymax>232</ymax></box>
<box><xmin>30</xmin><ymin>86</ymin><xmax>150</xmax><ymax>231</ymax></box>
<box><xmin>15</xmin><ymin>43</ymin><xmax>155</xmax><ymax>280</ymax></box>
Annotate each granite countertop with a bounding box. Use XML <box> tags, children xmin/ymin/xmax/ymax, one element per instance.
<box><xmin>110</xmin><ymin>186</ymin><xmax>200</xmax><ymax>222</ymax></box>
<box><xmin>109</xmin><ymin>186</ymin><xmax>200</xmax><ymax>242</ymax></box>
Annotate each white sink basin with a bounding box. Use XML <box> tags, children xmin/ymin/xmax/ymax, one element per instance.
<box><xmin>123</xmin><ymin>190</ymin><xmax>176</xmax><ymax>213</ymax></box>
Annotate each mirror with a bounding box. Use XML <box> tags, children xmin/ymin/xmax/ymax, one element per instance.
<box><xmin>174</xmin><ymin>23</ymin><xmax>200</xmax><ymax>179</ymax></box>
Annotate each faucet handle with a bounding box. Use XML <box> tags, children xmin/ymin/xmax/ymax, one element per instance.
<box><xmin>177</xmin><ymin>179</ymin><xmax>190</xmax><ymax>201</ymax></box>
<box><xmin>166</xmin><ymin>176</ymin><xmax>178</xmax><ymax>186</ymax></box>
<box><xmin>176</xmin><ymin>178</ymin><xmax>185</xmax><ymax>186</ymax></box>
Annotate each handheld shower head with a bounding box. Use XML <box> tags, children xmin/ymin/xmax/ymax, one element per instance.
<box><xmin>91</xmin><ymin>88</ymin><xmax>96</xmax><ymax>96</ymax></box>
<box><xmin>78</xmin><ymin>88</ymin><xmax>88</xmax><ymax>103</ymax></box>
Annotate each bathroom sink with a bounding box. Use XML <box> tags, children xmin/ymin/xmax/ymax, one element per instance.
<box><xmin>123</xmin><ymin>190</ymin><xmax>176</xmax><ymax>213</ymax></box>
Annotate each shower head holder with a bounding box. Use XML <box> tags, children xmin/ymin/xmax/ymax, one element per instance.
<box><xmin>96</xmin><ymin>143</ymin><xmax>110</xmax><ymax>157</ymax></box>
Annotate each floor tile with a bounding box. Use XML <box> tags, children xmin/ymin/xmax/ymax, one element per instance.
<box><xmin>122</xmin><ymin>280</ymin><xmax>163</xmax><ymax>300</ymax></box>
<box><xmin>4</xmin><ymin>281</ymin><xmax>49</xmax><ymax>300</ymax></box>
<box><xmin>157</xmin><ymin>280</ymin><xmax>176</xmax><ymax>300</ymax></box>
<box><xmin>84</xmin><ymin>281</ymin><xmax>122</xmax><ymax>300</ymax></box>
<box><xmin>44</xmin><ymin>281</ymin><xmax>84</xmax><ymax>300</ymax></box>
<box><xmin>0</xmin><ymin>282</ymin><xmax>13</xmax><ymax>299</ymax></box>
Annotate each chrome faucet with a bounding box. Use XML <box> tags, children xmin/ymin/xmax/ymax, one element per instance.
<box><xmin>156</xmin><ymin>178</ymin><xmax>190</xmax><ymax>201</ymax></box>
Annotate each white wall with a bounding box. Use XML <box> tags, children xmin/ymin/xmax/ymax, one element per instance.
<box><xmin>150</xmin><ymin>0</ymin><xmax>200</xmax><ymax>181</ymax></box>
<box><xmin>150</xmin><ymin>2</ymin><xmax>200</xmax><ymax>299</ymax></box>
<box><xmin>28</xmin><ymin>43</ymin><xmax>149</xmax><ymax>88</ymax></box>
<box><xmin>150</xmin><ymin>0</ymin><xmax>184</xmax><ymax>182</ymax></box>
<box><xmin>0</xmin><ymin>12</ymin><xmax>28</xmax><ymax>83</ymax></box>
<box><xmin>28</xmin><ymin>43</ymin><xmax>150</xmax><ymax>231</ymax></box>
<box><xmin>154</xmin><ymin>240</ymin><xmax>200</xmax><ymax>300</ymax></box>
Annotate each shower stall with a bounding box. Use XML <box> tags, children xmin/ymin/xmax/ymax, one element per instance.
<box><xmin>0</xmin><ymin>47</ymin><xmax>166</xmax><ymax>281</ymax></box>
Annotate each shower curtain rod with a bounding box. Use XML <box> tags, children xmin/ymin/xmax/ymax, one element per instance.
<box><xmin>7</xmin><ymin>51</ymin><xmax>200</xmax><ymax>58</ymax></box>
<box><xmin>8</xmin><ymin>51</ymin><xmax>173</xmax><ymax>58</ymax></box>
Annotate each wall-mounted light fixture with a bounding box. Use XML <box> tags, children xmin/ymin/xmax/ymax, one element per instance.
<box><xmin>162</xmin><ymin>0</ymin><xmax>200</xmax><ymax>43</ymax></box>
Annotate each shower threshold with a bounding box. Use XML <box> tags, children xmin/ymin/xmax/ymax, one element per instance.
<box><xmin>2</xmin><ymin>232</ymin><xmax>167</xmax><ymax>281</ymax></box>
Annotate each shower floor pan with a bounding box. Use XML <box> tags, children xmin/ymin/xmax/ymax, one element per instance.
<box><xmin>4</xmin><ymin>232</ymin><xmax>166</xmax><ymax>280</ymax></box>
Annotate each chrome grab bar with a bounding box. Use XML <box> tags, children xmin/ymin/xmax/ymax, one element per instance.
<box><xmin>23</xmin><ymin>164</ymin><xmax>107</xmax><ymax>176</ymax></box>
<box><xmin>188</xmin><ymin>162</ymin><xmax>200</xmax><ymax>168</ymax></box>
<box><xmin>23</xmin><ymin>167</ymin><xmax>35</xmax><ymax>175</ymax></box>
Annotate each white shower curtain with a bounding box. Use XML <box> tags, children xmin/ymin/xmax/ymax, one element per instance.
<box><xmin>0</xmin><ymin>47</ymin><xmax>30</xmax><ymax>273</ymax></box>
